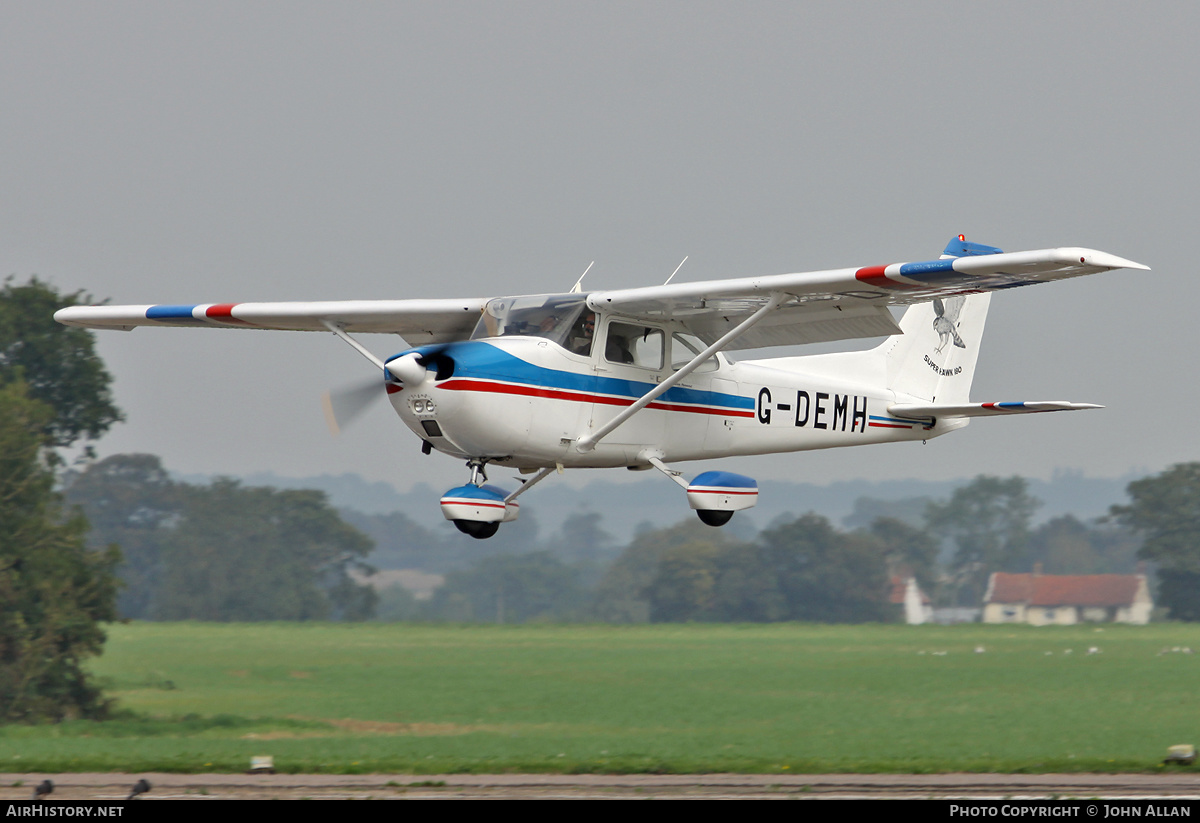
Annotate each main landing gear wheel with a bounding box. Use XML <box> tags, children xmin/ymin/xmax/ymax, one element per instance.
<box><xmin>696</xmin><ymin>509</ymin><xmax>734</xmax><ymax>527</ymax></box>
<box><xmin>453</xmin><ymin>519</ymin><xmax>500</xmax><ymax>539</ymax></box>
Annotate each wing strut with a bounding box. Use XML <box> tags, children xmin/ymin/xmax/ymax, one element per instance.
<box><xmin>503</xmin><ymin>467</ymin><xmax>556</xmax><ymax>504</ymax></box>
<box><xmin>575</xmin><ymin>292</ymin><xmax>786</xmax><ymax>453</ymax></box>
<box><xmin>321</xmin><ymin>320</ymin><xmax>386</xmax><ymax>371</ymax></box>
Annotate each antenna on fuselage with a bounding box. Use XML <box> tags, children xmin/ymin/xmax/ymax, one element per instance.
<box><xmin>663</xmin><ymin>256</ymin><xmax>688</xmax><ymax>285</ymax></box>
<box><xmin>570</xmin><ymin>261</ymin><xmax>594</xmax><ymax>294</ymax></box>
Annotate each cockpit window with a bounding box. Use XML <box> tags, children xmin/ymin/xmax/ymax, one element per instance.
<box><xmin>671</xmin><ymin>332</ymin><xmax>719</xmax><ymax>373</ymax></box>
<box><xmin>606</xmin><ymin>322</ymin><xmax>664</xmax><ymax>370</ymax></box>
<box><xmin>471</xmin><ymin>294</ymin><xmax>589</xmax><ymax>349</ymax></box>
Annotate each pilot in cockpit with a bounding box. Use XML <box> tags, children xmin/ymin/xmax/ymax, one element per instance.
<box><xmin>569</xmin><ymin>312</ymin><xmax>595</xmax><ymax>356</ymax></box>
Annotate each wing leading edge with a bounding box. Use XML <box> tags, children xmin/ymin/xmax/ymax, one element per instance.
<box><xmin>586</xmin><ymin>246</ymin><xmax>1147</xmax><ymax>351</ymax></box>
<box><xmin>54</xmin><ymin>243</ymin><xmax>1148</xmax><ymax>351</ymax></box>
<box><xmin>54</xmin><ymin>298</ymin><xmax>489</xmax><ymax>346</ymax></box>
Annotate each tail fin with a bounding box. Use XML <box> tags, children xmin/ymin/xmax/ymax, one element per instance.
<box><xmin>881</xmin><ymin>237</ymin><xmax>1003</xmax><ymax>404</ymax></box>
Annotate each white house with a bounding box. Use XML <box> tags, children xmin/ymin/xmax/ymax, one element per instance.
<box><xmin>889</xmin><ymin>576</ymin><xmax>933</xmax><ymax>624</ymax></box>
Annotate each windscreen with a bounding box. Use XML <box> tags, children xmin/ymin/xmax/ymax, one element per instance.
<box><xmin>471</xmin><ymin>294</ymin><xmax>589</xmax><ymax>349</ymax></box>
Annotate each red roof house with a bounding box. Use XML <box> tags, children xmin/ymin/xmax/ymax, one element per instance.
<box><xmin>983</xmin><ymin>572</ymin><xmax>1152</xmax><ymax>625</ymax></box>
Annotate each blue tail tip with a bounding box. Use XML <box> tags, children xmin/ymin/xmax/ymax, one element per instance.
<box><xmin>944</xmin><ymin>235</ymin><xmax>1003</xmax><ymax>257</ymax></box>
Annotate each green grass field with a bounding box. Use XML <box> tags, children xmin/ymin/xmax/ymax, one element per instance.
<box><xmin>2</xmin><ymin>621</ymin><xmax>1199</xmax><ymax>774</ymax></box>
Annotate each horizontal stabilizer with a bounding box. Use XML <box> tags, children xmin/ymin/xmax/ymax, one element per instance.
<box><xmin>887</xmin><ymin>401</ymin><xmax>1104</xmax><ymax>420</ymax></box>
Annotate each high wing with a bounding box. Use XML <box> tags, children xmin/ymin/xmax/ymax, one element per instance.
<box><xmin>55</xmin><ymin>245</ymin><xmax>1148</xmax><ymax>351</ymax></box>
<box><xmin>54</xmin><ymin>298</ymin><xmax>489</xmax><ymax>346</ymax></box>
<box><xmin>585</xmin><ymin>246</ymin><xmax>1148</xmax><ymax>351</ymax></box>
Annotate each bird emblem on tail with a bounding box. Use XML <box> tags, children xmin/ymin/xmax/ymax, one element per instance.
<box><xmin>932</xmin><ymin>296</ymin><xmax>967</xmax><ymax>353</ymax></box>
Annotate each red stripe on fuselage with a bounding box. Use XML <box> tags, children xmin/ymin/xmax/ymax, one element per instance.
<box><xmin>436</xmin><ymin>378</ymin><xmax>755</xmax><ymax>418</ymax></box>
<box><xmin>868</xmin><ymin>422</ymin><xmax>912</xmax><ymax>429</ymax></box>
<box><xmin>649</xmin><ymin>400</ymin><xmax>753</xmax><ymax>418</ymax></box>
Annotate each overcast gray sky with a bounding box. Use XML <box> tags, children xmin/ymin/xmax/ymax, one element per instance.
<box><xmin>1</xmin><ymin>2</ymin><xmax>1191</xmax><ymax>496</ymax></box>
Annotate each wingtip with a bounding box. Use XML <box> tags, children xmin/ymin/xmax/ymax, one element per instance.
<box><xmin>1034</xmin><ymin>401</ymin><xmax>1105</xmax><ymax>412</ymax></box>
<box><xmin>1079</xmin><ymin>250</ymin><xmax>1150</xmax><ymax>271</ymax></box>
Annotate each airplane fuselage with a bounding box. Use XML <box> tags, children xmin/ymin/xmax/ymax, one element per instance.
<box><xmin>387</xmin><ymin>332</ymin><xmax>960</xmax><ymax>470</ymax></box>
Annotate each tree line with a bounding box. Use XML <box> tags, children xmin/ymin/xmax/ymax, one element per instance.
<box><xmin>56</xmin><ymin>447</ymin><xmax>1165</xmax><ymax>629</ymax></box>
<box><xmin>63</xmin><ymin>454</ymin><xmax>376</xmax><ymax>621</ymax></box>
<box><xmin>372</xmin><ymin>475</ymin><xmax>1153</xmax><ymax>624</ymax></box>
<box><xmin>54</xmin><ymin>450</ymin><xmax>1151</xmax><ymax>627</ymax></box>
<box><xmin>4</xmin><ymin>275</ymin><xmax>1200</xmax><ymax>721</ymax></box>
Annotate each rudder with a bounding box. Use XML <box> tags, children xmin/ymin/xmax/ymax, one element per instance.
<box><xmin>881</xmin><ymin>237</ymin><xmax>1002</xmax><ymax>404</ymax></box>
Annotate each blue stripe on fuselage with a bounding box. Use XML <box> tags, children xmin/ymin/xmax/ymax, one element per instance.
<box><xmin>390</xmin><ymin>341</ymin><xmax>754</xmax><ymax>412</ymax></box>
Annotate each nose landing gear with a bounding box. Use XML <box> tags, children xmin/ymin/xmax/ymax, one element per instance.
<box><xmin>439</xmin><ymin>462</ymin><xmax>559</xmax><ymax>540</ymax></box>
<box><xmin>438</xmin><ymin>459</ymin><xmax>521</xmax><ymax>540</ymax></box>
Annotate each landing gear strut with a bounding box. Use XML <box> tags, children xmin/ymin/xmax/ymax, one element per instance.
<box><xmin>466</xmin><ymin>458</ymin><xmax>489</xmax><ymax>486</ymax></box>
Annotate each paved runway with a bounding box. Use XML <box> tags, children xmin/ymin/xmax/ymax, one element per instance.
<box><xmin>2</xmin><ymin>772</ymin><xmax>1200</xmax><ymax>800</ymax></box>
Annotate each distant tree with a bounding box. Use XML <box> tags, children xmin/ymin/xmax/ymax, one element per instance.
<box><xmin>757</xmin><ymin>514</ymin><xmax>893</xmax><ymax>623</ymax></box>
<box><xmin>591</xmin><ymin>520</ymin><xmax>727</xmax><ymax>623</ymax></box>
<box><xmin>0</xmin><ymin>382</ymin><xmax>120</xmax><ymax>721</ymax></box>
<box><xmin>549</xmin><ymin>511</ymin><xmax>615</xmax><ymax>566</ymax></box>
<box><xmin>340</xmin><ymin>509</ymin><xmax>448</xmax><ymax>572</ymax></box>
<box><xmin>865</xmin><ymin>516</ymin><xmax>939</xmax><ymax>594</ymax></box>
<box><xmin>63</xmin><ymin>454</ymin><xmax>183</xmax><ymax>619</ymax></box>
<box><xmin>925</xmin><ymin>476</ymin><xmax>1039</xmax><ymax>606</ymax></box>
<box><xmin>1111</xmin><ymin>463</ymin><xmax>1200</xmax><ymax>620</ymax></box>
<box><xmin>1026</xmin><ymin>515</ymin><xmax>1141</xmax><ymax>576</ymax></box>
<box><xmin>708</xmin><ymin>540</ymin><xmax>787</xmax><ymax>622</ymax></box>
<box><xmin>645</xmin><ymin>541</ymin><xmax>724</xmax><ymax>622</ymax></box>
<box><xmin>425</xmin><ymin>552</ymin><xmax>584</xmax><ymax>623</ymax></box>
<box><xmin>640</xmin><ymin>514</ymin><xmax>893</xmax><ymax>623</ymax></box>
<box><xmin>67</xmin><ymin>458</ymin><xmax>378</xmax><ymax>621</ymax></box>
<box><xmin>842</xmin><ymin>496</ymin><xmax>932</xmax><ymax>530</ymax></box>
<box><xmin>155</xmin><ymin>479</ymin><xmax>376</xmax><ymax>621</ymax></box>
<box><xmin>605</xmin><ymin>515</ymin><xmax>893</xmax><ymax>624</ymax></box>
<box><xmin>0</xmin><ymin>278</ymin><xmax>122</xmax><ymax>452</ymax></box>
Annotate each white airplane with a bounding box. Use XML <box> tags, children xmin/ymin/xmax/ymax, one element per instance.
<box><xmin>56</xmin><ymin>236</ymin><xmax>1147</xmax><ymax>538</ymax></box>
